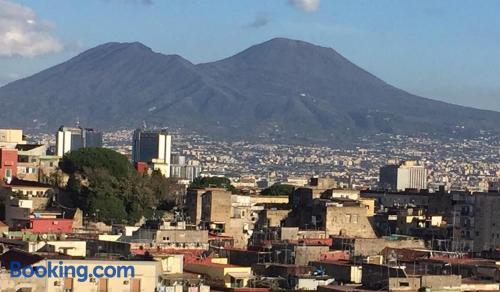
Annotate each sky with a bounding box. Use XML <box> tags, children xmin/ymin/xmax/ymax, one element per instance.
<box><xmin>1</xmin><ymin>0</ymin><xmax>500</xmax><ymax>111</ymax></box>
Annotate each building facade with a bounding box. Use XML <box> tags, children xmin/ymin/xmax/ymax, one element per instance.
<box><xmin>56</xmin><ymin>126</ymin><xmax>103</xmax><ymax>157</ymax></box>
<box><xmin>132</xmin><ymin>129</ymin><xmax>172</xmax><ymax>177</ymax></box>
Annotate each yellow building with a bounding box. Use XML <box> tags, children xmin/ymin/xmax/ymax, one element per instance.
<box><xmin>185</xmin><ymin>259</ymin><xmax>252</xmax><ymax>289</ymax></box>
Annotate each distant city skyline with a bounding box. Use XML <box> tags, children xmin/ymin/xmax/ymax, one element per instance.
<box><xmin>1</xmin><ymin>0</ymin><xmax>500</xmax><ymax>111</ymax></box>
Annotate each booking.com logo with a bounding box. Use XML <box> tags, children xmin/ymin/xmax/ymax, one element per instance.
<box><xmin>10</xmin><ymin>261</ymin><xmax>135</xmax><ymax>282</ymax></box>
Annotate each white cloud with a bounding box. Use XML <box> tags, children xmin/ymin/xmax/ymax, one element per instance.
<box><xmin>289</xmin><ymin>0</ymin><xmax>320</xmax><ymax>12</ymax></box>
<box><xmin>0</xmin><ymin>0</ymin><xmax>62</xmax><ymax>57</ymax></box>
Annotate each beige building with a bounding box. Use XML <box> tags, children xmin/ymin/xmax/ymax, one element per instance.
<box><xmin>16</xmin><ymin>144</ymin><xmax>48</xmax><ymax>182</ymax></box>
<box><xmin>185</xmin><ymin>259</ymin><xmax>252</xmax><ymax>289</ymax></box>
<box><xmin>323</xmin><ymin>202</ymin><xmax>377</xmax><ymax>237</ymax></box>
<box><xmin>0</xmin><ymin>129</ymin><xmax>26</xmax><ymax>148</ymax></box>
<box><xmin>6</xmin><ymin>180</ymin><xmax>54</xmax><ymax>197</ymax></box>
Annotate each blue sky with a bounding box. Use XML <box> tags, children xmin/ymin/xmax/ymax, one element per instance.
<box><xmin>1</xmin><ymin>0</ymin><xmax>500</xmax><ymax>111</ymax></box>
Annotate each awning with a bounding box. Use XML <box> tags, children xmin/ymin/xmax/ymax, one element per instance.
<box><xmin>228</xmin><ymin>272</ymin><xmax>251</xmax><ymax>279</ymax></box>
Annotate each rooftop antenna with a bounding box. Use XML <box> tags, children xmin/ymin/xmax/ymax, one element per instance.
<box><xmin>75</xmin><ymin>118</ymin><xmax>80</xmax><ymax>128</ymax></box>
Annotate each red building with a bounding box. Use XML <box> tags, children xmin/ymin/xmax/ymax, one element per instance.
<box><xmin>28</xmin><ymin>218</ymin><xmax>73</xmax><ymax>233</ymax></box>
<box><xmin>0</xmin><ymin>148</ymin><xmax>17</xmax><ymax>181</ymax></box>
<box><xmin>135</xmin><ymin>161</ymin><xmax>148</xmax><ymax>176</ymax></box>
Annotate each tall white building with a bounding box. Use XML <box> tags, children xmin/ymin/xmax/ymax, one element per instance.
<box><xmin>56</xmin><ymin>126</ymin><xmax>102</xmax><ymax>157</ymax></box>
<box><xmin>132</xmin><ymin>129</ymin><xmax>172</xmax><ymax>177</ymax></box>
<box><xmin>379</xmin><ymin>161</ymin><xmax>428</xmax><ymax>191</ymax></box>
<box><xmin>396</xmin><ymin>161</ymin><xmax>428</xmax><ymax>191</ymax></box>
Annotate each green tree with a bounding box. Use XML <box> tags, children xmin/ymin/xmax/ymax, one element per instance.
<box><xmin>59</xmin><ymin>147</ymin><xmax>134</xmax><ymax>179</ymax></box>
<box><xmin>190</xmin><ymin>176</ymin><xmax>240</xmax><ymax>194</ymax></box>
<box><xmin>60</xmin><ymin>148</ymin><xmax>180</xmax><ymax>225</ymax></box>
<box><xmin>261</xmin><ymin>184</ymin><xmax>295</xmax><ymax>196</ymax></box>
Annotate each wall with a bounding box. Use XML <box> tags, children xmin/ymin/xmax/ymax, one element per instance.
<box><xmin>388</xmin><ymin>277</ymin><xmax>421</xmax><ymax>291</ymax></box>
<box><xmin>157</xmin><ymin>254</ymin><xmax>184</xmax><ymax>274</ymax></box>
<box><xmin>324</xmin><ymin>205</ymin><xmax>376</xmax><ymax>237</ymax></box>
<box><xmin>0</xmin><ymin>148</ymin><xmax>17</xmax><ymax>181</ymax></box>
<box><xmin>294</xmin><ymin>245</ymin><xmax>330</xmax><ymax>266</ymax></box>
<box><xmin>260</xmin><ymin>209</ymin><xmax>290</xmax><ymax>228</ymax></box>
<box><xmin>29</xmin><ymin>218</ymin><xmax>73</xmax><ymax>233</ymax></box>
<box><xmin>250</xmin><ymin>196</ymin><xmax>289</xmax><ymax>205</ymax></box>
<box><xmin>28</xmin><ymin>241</ymin><xmax>86</xmax><ymax>257</ymax></box>
<box><xmin>156</xmin><ymin>229</ymin><xmax>209</xmax><ymax>244</ymax></box>
<box><xmin>184</xmin><ymin>262</ymin><xmax>251</xmax><ymax>288</ymax></box>
<box><xmin>201</xmin><ymin>189</ymin><xmax>232</xmax><ymax>224</ymax></box>
<box><xmin>473</xmin><ymin>192</ymin><xmax>500</xmax><ymax>252</ymax></box>
<box><xmin>186</xmin><ymin>189</ymin><xmax>204</xmax><ymax>225</ymax></box>
<box><xmin>310</xmin><ymin>261</ymin><xmax>362</xmax><ymax>284</ymax></box>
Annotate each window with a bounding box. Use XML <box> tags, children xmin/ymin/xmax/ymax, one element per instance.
<box><xmin>352</xmin><ymin>214</ymin><xmax>359</xmax><ymax>224</ymax></box>
<box><xmin>5</xmin><ymin>168</ymin><xmax>11</xmax><ymax>178</ymax></box>
<box><xmin>399</xmin><ymin>282</ymin><xmax>410</xmax><ymax>287</ymax></box>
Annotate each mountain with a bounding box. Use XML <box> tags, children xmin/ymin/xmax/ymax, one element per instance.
<box><xmin>0</xmin><ymin>38</ymin><xmax>498</xmax><ymax>143</ymax></box>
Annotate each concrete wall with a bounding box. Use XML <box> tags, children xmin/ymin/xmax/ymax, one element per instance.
<box><xmin>473</xmin><ymin>193</ymin><xmax>500</xmax><ymax>252</ymax></box>
<box><xmin>201</xmin><ymin>189</ymin><xmax>231</xmax><ymax>224</ymax></box>
<box><xmin>250</xmin><ymin>195</ymin><xmax>289</xmax><ymax>205</ymax></box>
<box><xmin>420</xmin><ymin>275</ymin><xmax>461</xmax><ymax>289</ymax></box>
<box><xmin>261</xmin><ymin>209</ymin><xmax>290</xmax><ymax>228</ymax></box>
<box><xmin>186</xmin><ymin>189</ymin><xmax>204</xmax><ymax>225</ymax></box>
<box><xmin>310</xmin><ymin>261</ymin><xmax>362</xmax><ymax>284</ymax></box>
<box><xmin>324</xmin><ymin>205</ymin><xmax>376</xmax><ymax>237</ymax></box>
<box><xmin>388</xmin><ymin>277</ymin><xmax>421</xmax><ymax>291</ymax></box>
<box><xmin>156</xmin><ymin>229</ymin><xmax>209</xmax><ymax>244</ymax></box>
<box><xmin>294</xmin><ymin>245</ymin><xmax>330</xmax><ymax>266</ymax></box>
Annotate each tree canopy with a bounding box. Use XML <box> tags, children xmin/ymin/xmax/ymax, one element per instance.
<box><xmin>261</xmin><ymin>184</ymin><xmax>295</xmax><ymax>196</ymax></box>
<box><xmin>189</xmin><ymin>176</ymin><xmax>240</xmax><ymax>194</ymax></box>
<box><xmin>59</xmin><ymin>147</ymin><xmax>134</xmax><ymax>179</ymax></box>
<box><xmin>60</xmin><ymin>148</ymin><xmax>182</xmax><ymax>224</ymax></box>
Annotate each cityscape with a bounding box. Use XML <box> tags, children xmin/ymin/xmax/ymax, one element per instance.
<box><xmin>1</xmin><ymin>0</ymin><xmax>500</xmax><ymax>292</ymax></box>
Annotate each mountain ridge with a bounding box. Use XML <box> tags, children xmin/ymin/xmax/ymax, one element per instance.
<box><xmin>0</xmin><ymin>38</ymin><xmax>498</xmax><ymax>143</ymax></box>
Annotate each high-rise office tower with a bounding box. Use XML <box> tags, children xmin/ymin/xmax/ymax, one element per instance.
<box><xmin>132</xmin><ymin>129</ymin><xmax>171</xmax><ymax>177</ymax></box>
<box><xmin>379</xmin><ymin>164</ymin><xmax>399</xmax><ymax>190</ymax></box>
<box><xmin>379</xmin><ymin>161</ymin><xmax>427</xmax><ymax>191</ymax></box>
<box><xmin>83</xmin><ymin>128</ymin><xmax>103</xmax><ymax>148</ymax></box>
<box><xmin>56</xmin><ymin>126</ymin><xmax>103</xmax><ymax>157</ymax></box>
